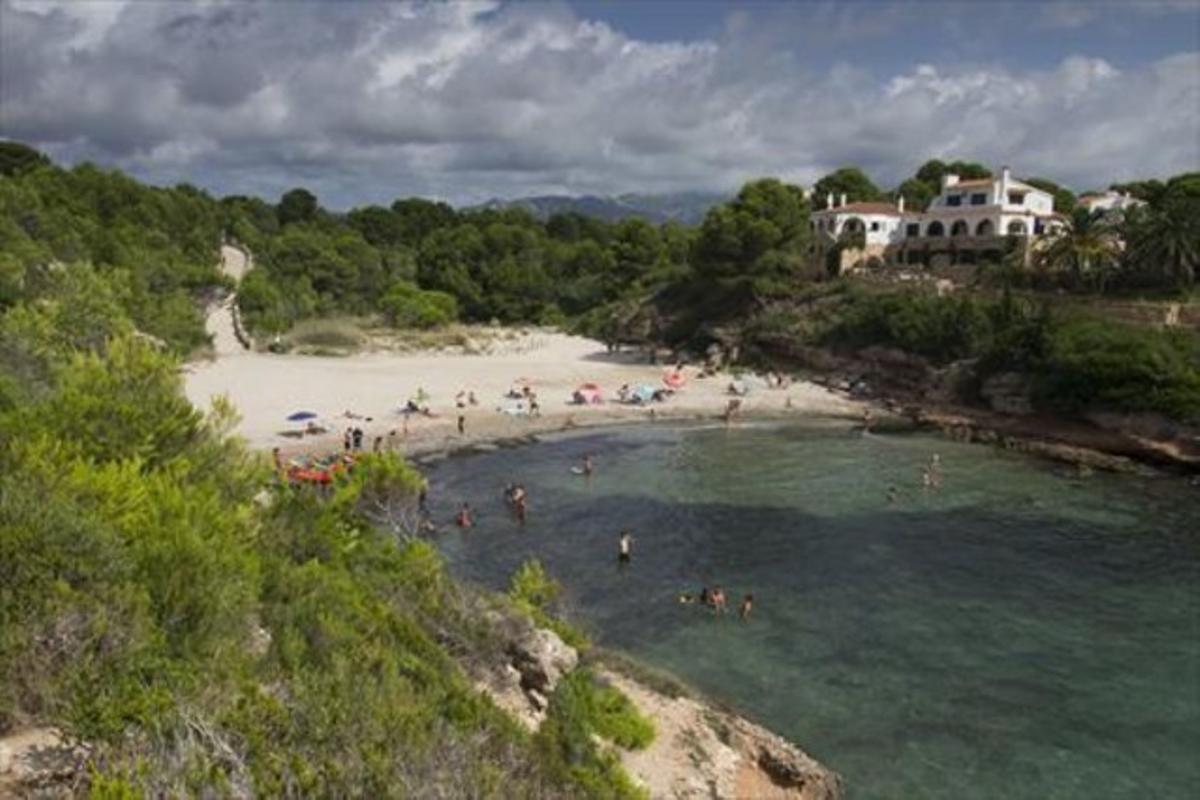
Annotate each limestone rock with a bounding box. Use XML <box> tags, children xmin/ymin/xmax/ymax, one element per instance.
<box><xmin>0</xmin><ymin>727</ymin><xmax>89</xmax><ymax>796</ymax></box>
<box><xmin>508</xmin><ymin>627</ymin><xmax>578</xmax><ymax>696</ymax></box>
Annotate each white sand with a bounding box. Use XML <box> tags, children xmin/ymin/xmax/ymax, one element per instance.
<box><xmin>184</xmin><ymin>330</ymin><xmax>860</xmax><ymax>454</ymax></box>
<box><xmin>186</xmin><ymin>246</ymin><xmax>862</xmax><ymax>455</ymax></box>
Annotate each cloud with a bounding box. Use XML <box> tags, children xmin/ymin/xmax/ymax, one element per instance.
<box><xmin>1</xmin><ymin>0</ymin><xmax>1197</xmax><ymax>207</ymax></box>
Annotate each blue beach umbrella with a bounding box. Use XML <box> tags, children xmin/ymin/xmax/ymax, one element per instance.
<box><xmin>286</xmin><ymin>411</ymin><xmax>318</xmax><ymax>421</ymax></box>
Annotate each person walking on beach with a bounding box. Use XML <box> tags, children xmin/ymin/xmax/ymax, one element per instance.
<box><xmin>457</xmin><ymin>414</ymin><xmax>466</xmax><ymax>436</ymax></box>
<box><xmin>617</xmin><ymin>530</ymin><xmax>633</xmax><ymax>565</ymax></box>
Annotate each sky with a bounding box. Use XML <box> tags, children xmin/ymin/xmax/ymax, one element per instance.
<box><xmin>1</xmin><ymin>0</ymin><xmax>1198</xmax><ymax>209</ymax></box>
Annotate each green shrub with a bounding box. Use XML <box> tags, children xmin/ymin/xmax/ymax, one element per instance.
<box><xmin>1033</xmin><ymin>317</ymin><xmax>1200</xmax><ymax>420</ymax></box>
<box><xmin>534</xmin><ymin>670</ymin><xmax>652</xmax><ymax>800</ymax></box>
<box><xmin>380</xmin><ymin>282</ymin><xmax>458</xmax><ymax>329</ymax></box>
<box><xmin>508</xmin><ymin>560</ymin><xmax>590</xmax><ymax>650</ymax></box>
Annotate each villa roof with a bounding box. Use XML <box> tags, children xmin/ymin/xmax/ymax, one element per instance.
<box><xmin>814</xmin><ymin>201</ymin><xmax>902</xmax><ymax>216</ymax></box>
<box><xmin>949</xmin><ymin>178</ymin><xmax>993</xmax><ymax>188</ymax></box>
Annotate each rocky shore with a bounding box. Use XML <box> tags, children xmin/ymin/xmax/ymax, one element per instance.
<box><xmin>473</xmin><ymin>616</ymin><xmax>844</xmax><ymax>800</ymax></box>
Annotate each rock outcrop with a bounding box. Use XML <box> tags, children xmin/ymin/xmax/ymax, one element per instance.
<box><xmin>476</xmin><ymin>621</ymin><xmax>580</xmax><ymax>729</ymax></box>
<box><xmin>601</xmin><ymin>669</ymin><xmax>843</xmax><ymax>800</ymax></box>
<box><xmin>0</xmin><ymin>727</ymin><xmax>89</xmax><ymax>797</ymax></box>
<box><xmin>509</xmin><ymin>626</ymin><xmax>579</xmax><ymax>697</ymax></box>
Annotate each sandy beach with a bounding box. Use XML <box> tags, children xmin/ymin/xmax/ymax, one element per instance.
<box><xmin>184</xmin><ymin>327</ymin><xmax>865</xmax><ymax>459</ymax></box>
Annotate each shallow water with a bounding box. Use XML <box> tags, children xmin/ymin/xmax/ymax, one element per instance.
<box><xmin>426</xmin><ymin>422</ymin><xmax>1200</xmax><ymax>799</ymax></box>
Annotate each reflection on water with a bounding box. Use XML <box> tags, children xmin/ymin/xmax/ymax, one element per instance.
<box><xmin>426</xmin><ymin>423</ymin><xmax>1200</xmax><ymax>799</ymax></box>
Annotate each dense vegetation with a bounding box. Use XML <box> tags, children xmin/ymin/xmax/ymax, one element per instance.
<box><xmin>759</xmin><ymin>285</ymin><xmax>1200</xmax><ymax>422</ymax></box>
<box><xmin>1</xmin><ymin>144</ymin><xmax>656</xmax><ymax>795</ymax></box>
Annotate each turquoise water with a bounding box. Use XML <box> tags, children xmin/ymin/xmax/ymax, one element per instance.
<box><xmin>426</xmin><ymin>423</ymin><xmax>1200</xmax><ymax>799</ymax></box>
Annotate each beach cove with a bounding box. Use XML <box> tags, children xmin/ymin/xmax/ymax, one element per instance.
<box><xmin>425</xmin><ymin>421</ymin><xmax>1200</xmax><ymax>799</ymax></box>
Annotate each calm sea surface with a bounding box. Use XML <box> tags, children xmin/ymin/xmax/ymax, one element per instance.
<box><xmin>426</xmin><ymin>422</ymin><xmax>1200</xmax><ymax>799</ymax></box>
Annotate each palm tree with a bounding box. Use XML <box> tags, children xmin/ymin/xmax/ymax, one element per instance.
<box><xmin>1121</xmin><ymin>199</ymin><xmax>1199</xmax><ymax>291</ymax></box>
<box><xmin>1030</xmin><ymin>208</ymin><xmax>1121</xmax><ymax>292</ymax></box>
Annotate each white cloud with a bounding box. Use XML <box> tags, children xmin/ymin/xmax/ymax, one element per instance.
<box><xmin>1</xmin><ymin>0</ymin><xmax>1196</xmax><ymax>206</ymax></box>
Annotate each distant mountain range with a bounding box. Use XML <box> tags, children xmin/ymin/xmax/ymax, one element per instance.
<box><xmin>467</xmin><ymin>191</ymin><xmax>727</xmax><ymax>225</ymax></box>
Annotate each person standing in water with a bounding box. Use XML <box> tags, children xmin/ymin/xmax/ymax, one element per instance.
<box><xmin>617</xmin><ymin>530</ymin><xmax>633</xmax><ymax>565</ymax></box>
<box><xmin>455</xmin><ymin>503</ymin><xmax>474</xmax><ymax>528</ymax></box>
<box><xmin>711</xmin><ymin>586</ymin><xmax>727</xmax><ymax>614</ymax></box>
<box><xmin>739</xmin><ymin>594</ymin><xmax>754</xmax><ymax>621</ymax></box>
<box><xmin>512</xmin><ymin>485</ymin><xmax>528</xmax><ymax>524</ymax></box>
<box><xmin>928</xmin><ymin>453</ymin><xmax>942</xmax><ymax>490</ymax></box>
<box><xmin>582</xmin><ymin>454</ymin><xmax>594</xmax><ymax>477</ymax></box>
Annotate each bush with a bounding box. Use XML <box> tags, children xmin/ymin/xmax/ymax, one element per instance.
<box><xmin>534</xmin><ymin>670</ymin><xmax>652</xmax><ymax>800</ymax></box>
<box><xmin>508</xmin><ymin>560</ymin><xmax>590</xmax><ymax>650</ymax></box>
<box><xmin>1033</xmin><ymin>317</ymin><xmax>1200</xmax><ymax>420</ymax></box>
<box><xmin>380</xmin><ymin>282</ymin><xmax>458</xmax><ymax>329</ymax></box>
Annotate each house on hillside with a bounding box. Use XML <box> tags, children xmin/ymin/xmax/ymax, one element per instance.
<box><xmin>811</xmin><ymin>166</ymin><xmax>1066</xmax><ymax>273</ymax></box>
<box><xmin>1077</xmin><ymin>189</ymin><xmax>1145</xmax><ymax>217</ymax></box>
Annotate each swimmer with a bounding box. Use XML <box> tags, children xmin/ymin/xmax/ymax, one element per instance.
<box><xmin>711</xmin><ymin>587</ymin><xmax>727</xmax><ymax>613</ymax></box>
<box><xmin>617</xmin><ymin>530</ymin><xmax>633</xmax><ymax>564</ymax></box>
<box><xmin>455</xmin><ymin>503</ymin><xmax>474</xmax><ymax>528</ymax></box>
<box><xmin>887</xmin><ymin>485</ymin><xmax>899</xmax><ymax>504</ymax></box>
<box><xmin>739</xmin><ymin>593</ymin><xmax>754</xmax><ymax>621</ymax></box>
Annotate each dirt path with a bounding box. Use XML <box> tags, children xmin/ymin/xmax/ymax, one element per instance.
<box><xmin>205</xmin><ymin>244</ymin><xmax>251</xmax><ymax>357</ymax></box>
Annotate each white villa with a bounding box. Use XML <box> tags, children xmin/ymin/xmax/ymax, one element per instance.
<box><xmin>811</xmin><ymin>167</ymin><xmax>1066</xmax><ymax>271</ymax></box>
<box><xmin>1078</xmin><ymin>189</ymin><xmax>1145</xmax><ymax>216</ymax></box>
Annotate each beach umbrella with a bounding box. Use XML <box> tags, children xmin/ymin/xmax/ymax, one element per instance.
<box><xmin>286</xmin><ymin>411</ymin><xmax>318</xmax><ymax>421</ymax></box>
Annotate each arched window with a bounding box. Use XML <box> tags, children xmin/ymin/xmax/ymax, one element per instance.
<box><xmin>926</xmin><ymin>221</ymin><xmax>945</xmax><ymax>237</ymax></box>
<box><xmin>1007</xmin><ymin>220</ymin><xmax>1028</xmax><ymax>235</ymax></box>
<box><xmin>843</xmin><ymin>217</ymin><xmax>865</xmax><ymax>233</ymax></box>
<box><xmin>950</xmin><ymin>220</ymin><xmax>969</xmax><ymax>237</ymax></box>
<box><xmin>975</xmin><ymin>219</ymin><xmax>994</xmax><ymax>237</ymax></box>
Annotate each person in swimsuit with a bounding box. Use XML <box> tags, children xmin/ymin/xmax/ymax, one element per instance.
<box><xmin>711</xmin><ymin>587</ymin><xmax>727</xmax><ymax>613</ymax></box>
<box><xmin>455</xmin><ymin>503</ymin><xmax>474</xmax><ymax>528</ymax></box>
<box><xmin>512</xmin><ymin>485</ymin><xmax>528</xmax><ymax>523</ymax></box>
<box><xmin>617</xmin><ymin>530</ymin><xmax>633</xmax><ymax>564</ymax></box>
<box><xmin>739</xmin><ymin>594</ymin><xmax>754</xmax><ymax>621</ymax></box>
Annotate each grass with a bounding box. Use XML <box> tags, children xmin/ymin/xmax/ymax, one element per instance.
<box><xmin>283</xmin><ymin>317</ymin><xmax>367</xmax><ymax>352</ymax></box>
